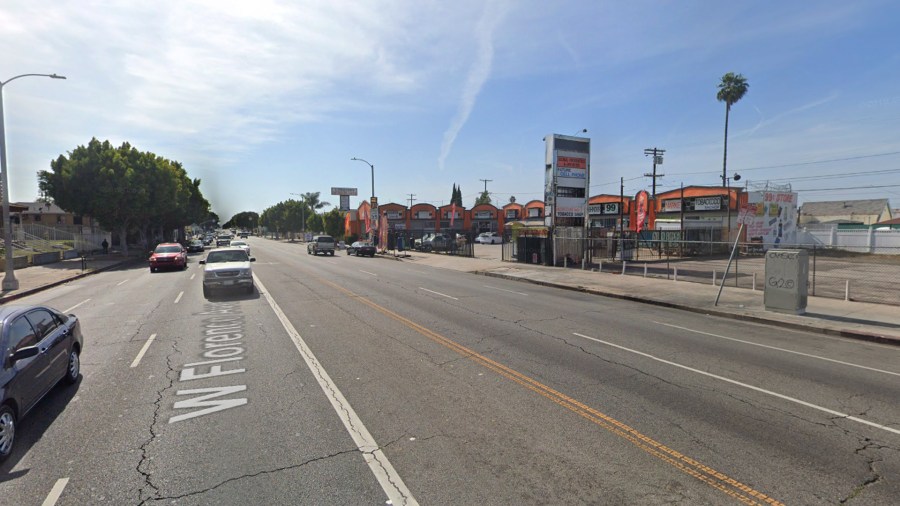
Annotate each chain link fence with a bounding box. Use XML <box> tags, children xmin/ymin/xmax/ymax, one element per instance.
<box><xmin>546</xmin><ymin>235</ymin><xmax>900</xmax><ymax>306</ymax></box>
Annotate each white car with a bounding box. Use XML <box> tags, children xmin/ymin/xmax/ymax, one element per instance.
<box><xmin>475</xmin><ymin>232</ymin><xmax>502</xmax><ymax>244</ymax></box>
<box><xmin>229</xmin><ymin>240</ymin><xmax>250</xmax><ymax>256</ymax></box>
<box><xmin>199</xmin><ymin>247</ymin><xmax>255</xmax><ymax>297</ymax></box>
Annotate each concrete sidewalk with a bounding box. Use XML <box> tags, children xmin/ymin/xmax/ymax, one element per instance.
<box><xmin>0</xmin><ymin>254</ymin><xmax>137</xmax><ymax>305</ymax></box>
<box><xmin>385</xmin><ymin>249</ymin><xmax>900</xmax><ymax>346</ymax></box>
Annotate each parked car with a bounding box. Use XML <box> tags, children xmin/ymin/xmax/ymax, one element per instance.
<box><xmin>0</xmin><ymin>304</ymin><xmax>83</xmax><ymax>463</ymax></box>
<box><xmin>187</xmin><ymin>239</ymin><xmax>205</xmax><ymax>253</ymax></box>
<box><xmin>430</xmin><ymin>233</ymin><xmax>457</xmax><ymax>251</ymax></box>
<box><xmin>475</xmin><ymin>232</ymin><xmax>502</xmax><ymax>244</ymax></box>
<box><xmin>199</xmin><ymin>247</ymin><xmax>256</xmax><ymax>297</ymax></box>
<box><xmin>307</xmin><ymin>235</ymin><xmax>336</xmax><ymax>256</ymax></box>
<box><xmin>229</xmin><ymin>239</ymin><xmax>250</xmax><ymax>256</ymax></box>
<box><xmin>347</xmin><ymin>241</ymin><xmax>376</xmax><ymax>257</ymax></box>
<box><xmin>415</xmin><ymin>233</ymin><xmax>436</xmax><ymax>251</ymax></box>
<box><xmin>149</xmin><ymin>243</ymin><xmax>188</xmax><ymax>272</ymax></box>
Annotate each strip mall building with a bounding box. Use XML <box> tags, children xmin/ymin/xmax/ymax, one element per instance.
<box><xmin>347</xmin><ymin>185</ymin><xmax>747</xmax><ymax>240</ymax></box>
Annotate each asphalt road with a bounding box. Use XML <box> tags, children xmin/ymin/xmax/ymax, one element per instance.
<box><xmin>1</xmin><ymin>237</ymin><xmax>898</xmax><ymax>505</ymax></box>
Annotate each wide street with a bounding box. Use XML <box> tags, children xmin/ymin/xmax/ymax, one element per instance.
<box><xmin>1</xmin><ymin>237</ymin><xmax>898</xmax><ymax>505</ymax></box>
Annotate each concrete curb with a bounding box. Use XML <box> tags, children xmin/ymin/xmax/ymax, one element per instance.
<box><xmin>0</xmin><ymin>259</ymin><xmax>138</xmax><ymax>305</ymax></box>
<box><xmin>478</xmin><ymin>271</ymin><xmax>900</xmax><ymax>347</ymax></box>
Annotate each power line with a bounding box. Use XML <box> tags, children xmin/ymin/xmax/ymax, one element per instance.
<box><xmin>666</xmin><ymin>150</ymin><xmax>900</xmax><ymax>177</ymax></box>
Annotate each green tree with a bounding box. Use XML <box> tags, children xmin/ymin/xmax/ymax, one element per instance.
<box><xmin>225</xmin><ymin>211</ymin><xmax>260</xmax><ymax>230</ymax></box>
<box><xmin>450</xmin><ymin>184</ymin><xmax>463</xmax><ymax>206</ymax></box>
<box><xmin>298</xmin><ymin>191</ymin><xmax>330</xmax><ymax>210</ymax></box>
<box><xmin>474</xmin><ymin>191</ymin><xmax>492</xmax><ymax>206</ymax></box>
<box><xmin>322</xmin><ymin>208</ymin><xmax>345</xmax><ymax>238</ymax></box>
<box><xmin>306</xmin><ymin>212</ymin><xmax>324</xmax><ymax>233</ymax></box>
<box><xmin>38</xmin><ymin>138</ymin><xmax>205</xmax><ymax>255</ymax></box>
<box><xmin>717</xmin><ymin>72</ymin><xmax>749</xmax><ymax>186</ymax></box>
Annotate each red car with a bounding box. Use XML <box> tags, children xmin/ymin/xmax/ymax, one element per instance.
<box><xmin>149</xmin><ymin>243</ymin><xmax>188</xmax><ymax>272</ymax></box>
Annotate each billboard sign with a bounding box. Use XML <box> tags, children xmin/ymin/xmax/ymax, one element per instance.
<box><xmin>742</xmin><ymin>191</ymin><xmax>798</xmax><ymax>250</ymax></box>
<box><xmin>331</xmin><ymin>187</ymin><xmax>358</xmax><ymax>196</ymax></box>
<box><xmin>339</xmin><ymin>194</ymin><xmax>350</xmax><ymax>211</ymax></box>
<box><xmin>694</xmin><ymin>197</ymin><xmax>721</xmax><ymax>211</ymax></box>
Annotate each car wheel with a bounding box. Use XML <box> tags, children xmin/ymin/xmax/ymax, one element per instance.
<box><xmin>203</xmin><ymin>286</ymin><xmax>210</xmax><ymax>298</ymax></box>
<box><xmin>150</xmin><ymin>267</ymin><xmax>156</xmax><ymax>273</ymax></box>
<box><xmin>246</xmin><ymin>285</ymin><xmax>254</xmax><ymax>294</ymax></box>
<box><xmin>62</xmin><ymin>347</ymin><xmax>80</xmax><ymax>385</ymax></box>
<box><xmin>0</xmin><ymin>404</ymin><xmax>16</xmax><ymax>463</ymax></box>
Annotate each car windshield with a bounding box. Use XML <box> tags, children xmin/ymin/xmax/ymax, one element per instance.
<box><xmin>206</xmin><ymin>251</ymin><xmax>248</xmax><ymax>263</ymax></box>
<box><xmin>155</xmin><ymin>246</ymin><xmax>182</xmax><ymax>253</ymax></box>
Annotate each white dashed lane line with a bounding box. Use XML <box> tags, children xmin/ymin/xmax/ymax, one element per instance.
<box><xmin>130</xmin><ymin>333</ymin><xmax>158</xmax><ymax>368</ymax></box>
<box><xmin>418</xmin><ymin>287</ymin><xmax>459</xmax><ymax>300</ymax></box>
<box><xmin>64</xmin><ymin>299</ymin><xmax>91</xmax><ymax>313</ymax></box>
<box><xmin>41</xmin><ymin>477</ymin><xmax>69</xmax><ymax>506</ymax></box>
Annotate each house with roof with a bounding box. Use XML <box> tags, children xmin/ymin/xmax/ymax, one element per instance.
<box><xmin>798</xmin><ymin>199</ymin><xmax>891</xmax><ymax>227</ymax></box>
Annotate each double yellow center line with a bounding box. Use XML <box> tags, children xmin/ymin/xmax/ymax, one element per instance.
<box><xmin>321</xmin><ymin>278</ymin><xmax>782</xmax><ymax>505</ymax></box>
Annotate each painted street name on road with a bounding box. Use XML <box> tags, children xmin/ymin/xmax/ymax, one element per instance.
<box><xmin>169</xmin><ymin>302</ymin><xmax>248</xmax><ymax>423</ymax></box>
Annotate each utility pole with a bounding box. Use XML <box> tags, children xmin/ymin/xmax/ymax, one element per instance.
<box><xmin>407</xmin><ymin>193</ymin><xmax>416</xmax><ymax>208</ymax></box>
<box><xmin>643</xmin><ymin>147</ymin><xmax>665</xmax><ymax>198</ymax></box>
<box><xmin>479</xmin><ymin>179</ymin><xmax>492</xmax><ymax>194</ymax></box>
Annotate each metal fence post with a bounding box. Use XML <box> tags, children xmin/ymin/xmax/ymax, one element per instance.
<box><xmin>845</xmin><ymin>280</ymin><xmax>850</xmax><ymax>301</ymax></box>
<box><xmin>622</xmin><ymin>261</ymin><xmax>627</xmax><ymax>275</ymax></box>
<box><xmin>713</xmin><ymin>270</ymin><xmax>717</xmax><ymax>285</ymax></box>
<box><xmin>643</xmin><ymin>263</ymin><xmax>648</xmax><ymax>277</ymax></box>
<box><xmin>674</xmin><ymin>267</ymin><xmax>678</xmax><ymax>281</ymax></box>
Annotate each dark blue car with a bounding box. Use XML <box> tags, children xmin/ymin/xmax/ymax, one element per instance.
<box><xmin>0</xmin><ymin>305</ymin><xmax>83</xmax><ymax>463</ymax></box>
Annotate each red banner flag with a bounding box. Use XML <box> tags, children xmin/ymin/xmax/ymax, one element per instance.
<box><xmin>364</xmin><ymin>207</ymin><xmax>371</xmax><ymax>234</ymax></box>
<box><xmin>635</xmin><ymin>191</ymin><xmax>649</xmax><ymax>233</ymax></box>
<box><xmin>344</xmin><ymin>212</ymin><xmax>351</xmax><ymax>236</ymax></box>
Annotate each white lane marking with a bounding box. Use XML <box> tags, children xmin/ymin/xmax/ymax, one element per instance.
<box><xmin>190</xmin><ymin>273</ymin><xmax>196</xmax><ymax>280</ymax></box>
<box><xmin>174</xmin><ymin>291</ymin><xmax>184</xmax><ymax>304</ymax></box>
<box><xmin>572</xmin><ymin>332</ymin><xmax>900</xmax><ymax>436</ymax></box>
<box><xmin>116</xmin><ymin>279</ymin><xmax>129</xmax><ymax>286</ymax></box>
<box><xmin>41</xmin><ymin>477</ymin><xmax>69</xmax><ymax>506</ymax></box>
<box><xmin>418</xmin><ymin>287</ymin><xmax>458</xmax><ymax>300</ymax></box>
<box><xmin>359</xmin><ymin>270</ymin><xmax>378</xmax><ymax>276</ymax></box>
<box><xmin>254</xmin><ymin>275</ymin><xmax>418</xmax><ymax>505</ymax></box>
<box><xmin>130</xmin><ymin>333</ymin><xmax>158</xmax><ymax>368</ymax></box>
<box><xmin>655</xmin><ymin>321</ymin><xmax>900</xmax><ymax>377</ymax></box>
<box><xmin>483</xmin><ymin>285</ymin><xmax>529</xmax><ymax>296</ymax></box>
<box><xmin>63</xmin><ymin>299</ymin><xmax>90</xmax><ymax>313</ymax></box>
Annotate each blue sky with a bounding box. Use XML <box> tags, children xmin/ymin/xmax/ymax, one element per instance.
<box><xmin>3</xmin><ymin>0</ymin><xmax>900</xmax><ymax>222</ymax></box>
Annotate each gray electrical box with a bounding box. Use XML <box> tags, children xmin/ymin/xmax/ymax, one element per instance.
<box><xmin>764</xmin><ymin>249</ymin><xmax>809</xmax><ymax>315</ymax></box>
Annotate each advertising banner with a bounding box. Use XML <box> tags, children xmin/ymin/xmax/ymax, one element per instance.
<box><xmin>743</xmin><ymin>191</ymin><xmax>798</xmax><ymax>250</ymax></box>
<box><xmin>555</xmin><ymin>151</ymin><xmax>588</xmax><ymax>188</ymax></box>
<box><xmin>556</xmin><ymin>197</ymin><xmax>584</xmax><ymax>217</ymax></box>
<box><xmin>588</xmin><ymin>203</ymin><xmax>619</xmax><ymax>215</ymax></box>
<box><xmin>331</xmin><ymin>187</ymin><xmax>358</xmax><ymax>196</ymax></box>
<box><xmin>662</xmin><ymin>199</ymin><xmax>682</xmax><ymax>213</ymax></box>
<box><xmin>635</xmin><ymin>191</ymin><xmax>649</xmax><ymax>232</ymax></box>
<box><xmin>693</xmin><ymin>197</ymin><xmax>721</xmax><ymax>211</ymax></box>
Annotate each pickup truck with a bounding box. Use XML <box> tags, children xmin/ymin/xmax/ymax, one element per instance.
<box><xmin>307</xmin><ymin>235</ymin><xmax>336</xmax><ymax>256</ymax></box>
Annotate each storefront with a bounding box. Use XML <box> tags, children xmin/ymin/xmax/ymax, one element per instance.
<box><xmin>408</xmin><ymin>203</ymin><xmax>437</xmax><ymax>235</ymax></box>
<box><xmin>470</xmin><ymin>204</ymin><xmax>499</xmax><ymax>233</ymax></box>
<box><xmin>654</xmin><ymin>186</ymin><xmax>745</xmax><ymax>242</ymax></box>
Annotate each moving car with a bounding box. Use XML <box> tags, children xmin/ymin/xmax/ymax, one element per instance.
<box><xmin>199</xmin><ymin>247</ymin><xmax>256</xmax><ymax>297</ymax></box>
<box><xmin>0</xmin><ymin>304</ymin><xmax>83</xmax><ymax>463</ymax></box>
<box><xmin>216</xmin><ymin>234</ymin><xmax>233</xmax><ymax>247</ymax></box>
<box><xmin>229</xmin><ymin>239</ymin><xmax>250</xmax><ymax>256</ymax></box>
<box><xmin>475</xmin><ymin>232</ymin><xmax>502</xmax><ymax>244</ymax></box>
<box><xmin>347</xmin><ymin>241</ymin><xmax>376</xmax><ymax>257</ymax></box>
<box><xmin>187</xmin><ymin>239</ymin><xmax>205</xmax><ymax>253</ymax></box>
<box><xmin>149</xmin><ymin>243</ymin><xmax>188</xmax><ymax>272</ymax></box>
<box><xmin>307</xmin><ymin>235</ymin><xmax>336</xmax><ymax>256</ymax></box>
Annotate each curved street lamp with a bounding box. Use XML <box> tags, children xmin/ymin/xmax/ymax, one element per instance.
<box><xmin>350</xmin><ymin>157</ymin><xmax>375</xmax><ymax>201</ymax></box>
<box><xmin>1</xmin><ymin>73</ymin><xmax>66</xmax><ymax>291</ymax></box>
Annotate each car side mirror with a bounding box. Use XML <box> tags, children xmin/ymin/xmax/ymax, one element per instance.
<box><xmin>10</xmin><ymin>346</ymin><xmax>39</xmax><ymax>363</ymax></box>
<box><xmin>199</xmin><ymin>260</ymin><xmax>206</xmax><ymax>265</ymax></box>
<box><xmin>250</xmin><ymin>257</ymin><xmax>256</xmax><ymax>262</ymax></box>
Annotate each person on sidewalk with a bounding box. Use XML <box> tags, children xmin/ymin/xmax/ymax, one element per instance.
<box><xmin>101</xmin><ymin>238</ymin><xmax>109</xmax><ymax>254</ymax></box>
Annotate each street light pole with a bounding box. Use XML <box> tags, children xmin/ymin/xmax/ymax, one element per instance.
<box><xmin>350</xmin><ymin>157</ymin><xmax>376</xmax><ymax>241</ymax></box>
<box><xmin>1</xmin><ymin>73</ymin><xmax>66</xmax><ymax>291</ymax></box>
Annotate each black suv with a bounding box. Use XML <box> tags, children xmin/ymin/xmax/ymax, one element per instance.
<box><xmin>1</xmin><ymin>305</ymin><xmax>83</xmax><ymax>463</ymax></box>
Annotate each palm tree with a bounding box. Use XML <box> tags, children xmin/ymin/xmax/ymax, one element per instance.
<box><xmin>717</xmin><ymin>72</ymin><xmax>749</xmax><ymax>186</ymax></box>
<box><xmin>299</xmin><ymin>191</ymin><xmax>331</xmax><ymax>210</ymax></box>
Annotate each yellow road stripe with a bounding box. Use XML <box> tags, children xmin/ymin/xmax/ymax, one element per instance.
<box><xmin>320</xmin><ymin>278</ymin><xmax>783</xmax><ymax>505</ymax></box>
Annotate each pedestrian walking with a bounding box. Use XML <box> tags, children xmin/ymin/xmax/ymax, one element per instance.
<box><xmin>101</xmin><ymin>238</ymin><xmax>109</xmax><ymax>254</ymax></box>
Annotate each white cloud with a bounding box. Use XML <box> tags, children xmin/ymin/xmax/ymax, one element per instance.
<box><xmin>438</xmin><ymin>1</ymin><xmax>509</xmax><ymax>171</ymax></box>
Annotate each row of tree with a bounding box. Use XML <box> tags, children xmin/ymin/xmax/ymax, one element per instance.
<box><xmin>258</xmin><ymin>192</ymin><xmax>345</xmax><ymax>239</ymax></box>
<box><xmin>38</xmin><ymin>138</ymin><xmax>212</xmax><ymax>254</ymax></box>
